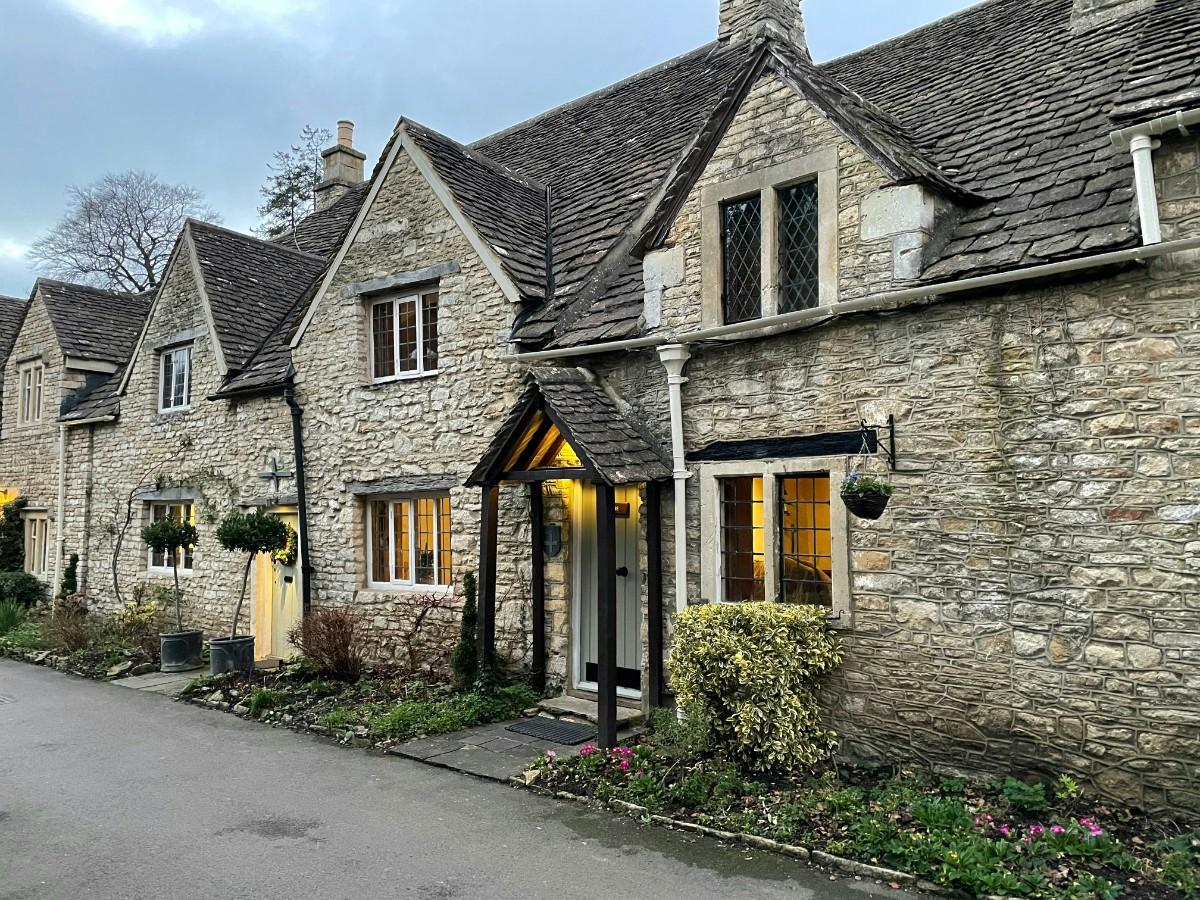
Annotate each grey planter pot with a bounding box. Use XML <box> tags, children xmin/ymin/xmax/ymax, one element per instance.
<box><xmin>209</xmin><ymin>636</ymin><xmax>255</xmax><ymax>676</ymax></box>
<box><xmin>159</xmin><ymin>630</ymin><xmax>203</xmax><ymax>673</ymax></box>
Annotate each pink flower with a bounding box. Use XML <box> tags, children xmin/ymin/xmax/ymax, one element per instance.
<box><xmin>545</xmin><ymin>750</ymin><xmax>557</xmax><ymax>759</ymax></box>
<box><xmin>580</xmin><ymin>744</ymin><xmax>597</xmax><ymax>756</ymax></box>
<box><xmin>1051</xmin><ymin>824</ymin><xmax>1066</xmax><ymax>835</ymax></box>
<box><xmin>999</xmin><ymin>825</ymin><xmax>1012</xmax><ymax>838</ymax></box>
<box><xmin>1029</xmin><ymin>825</ymin><xmax>1045</xmax><ymax>836</ymax></box>
<box><xmin>620</xmin><ymin>759</ymin><xmax>631</xmax><ymax>772</ymax></box>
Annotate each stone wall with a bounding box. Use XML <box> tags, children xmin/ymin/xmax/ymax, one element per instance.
<box><xmin>76</xmin><ymin>240</ymin><xmax>295</xmax><ymax>637</ymax></box>
<box><xmin>292</xmin><ymin>148</ymin><xmax>557</xmax><ymax>671</ymax></box>
<box><xmin>0</xmin><ymin>290</ymin><xmax>74</xmax><ymax>584</ymax></box>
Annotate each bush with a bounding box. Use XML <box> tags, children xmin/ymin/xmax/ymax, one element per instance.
<box><xmin>46</xmin><ymin>596</ymin><xmax>91</xmax><ymax>652</ymax></box>
<box><xmin>288</xmin><ymin>606</ymin><xmax>366</xmax><ymax>681</ymax></box>
<box><xmin>0</xmin><ymin>600</ymin><xmax>26</xmax><ymax>635</ymax></box>
<box><xmin>0</xmin><ymin>571</ymin><xmax>47</xmax><ymax>608</ymax></box>
<box><xmin>668</xmin><ymin>601</ymin><xmax>842</xmax><ymax>772</ymax></box>
<box><xmin>451</xmin><ymin>571</ymin><xmax>478</xmax><ymax>690</ymax></box>
<box><xmin>58</xmin><ymin>553</ymin><xmax>79</xmax><ymax>599</ymax></box>
<box><xmin>0</xmin><ymin>497</ymin><xmax>28</xmax><ymax>572</ymax></box>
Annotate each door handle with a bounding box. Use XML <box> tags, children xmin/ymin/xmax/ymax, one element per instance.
<box><xmin>616</xmin><ymin>566</ymin><xmax>629</xmax><ymax>577</ymax></box>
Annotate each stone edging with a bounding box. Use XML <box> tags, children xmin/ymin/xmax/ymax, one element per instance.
<box><xmin>512</xmin><ymin>780</ymin><xmax>963</xmax><ymax>897</ymax></box>
<box><xmin>0</xmin><ymin>645</ymin><xmax>104</xmax><ymax>681</ymax></box>
<box><xmin>180</xmin><ymin>693</ymin><xmax>380</xmax><ymax>749</ymax></box>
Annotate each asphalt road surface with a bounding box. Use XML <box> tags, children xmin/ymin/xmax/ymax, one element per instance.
<box><xmin>1</xmin><ymin>660</ymin><xmax>908</xmax><ymax>900</ymax></box>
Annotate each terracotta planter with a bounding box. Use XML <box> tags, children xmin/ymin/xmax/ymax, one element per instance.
<box><xmin>842</xmin><ymin>491</ymin><xmax>890</xmax><ymax>520</ymax></box>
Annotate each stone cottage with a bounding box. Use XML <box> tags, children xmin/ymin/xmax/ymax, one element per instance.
<box><xmin>1</xmin><ymin>0</ymin><xmax>1197</xmax><ymax>814</ymax></box>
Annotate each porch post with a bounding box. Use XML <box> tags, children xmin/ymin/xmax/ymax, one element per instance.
<box><xmin>595</xmin><ymin>481</ymin><xmax>618</xmax><ymax>748</ymax></box>
<box><xmin>645</xmin><ymin>480</ymin><xmax>664</xmax><ymax>709</ymax></box>
<box><xmin>477</xmin><ymin>483</ymin><xmax>499</xmax><ymax>674</ymax></box>
<box><xmin>529</xmin><ymin>482</ymin><xmax>546</xmax><ymax>692</ymax></box>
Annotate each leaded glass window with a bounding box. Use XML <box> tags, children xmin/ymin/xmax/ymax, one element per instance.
<box><xmin>720</xmin><ymin>476</ymin><xmax>765</xmax><ymax>602</ymax></box>
<box><xmin>778</xmin><ymin>181</ymin><xmax>819</xmax><ymax>313</ymax></box>
<box><xmin>369</xmin><ymin>291</ymin><xmax>439</xmax><ymax>381</ymax></box>
<box><xmin>721</xmin><ymin>196</ymin><xmax>762</xmax><ymax>324</ymax></box>
<box><xmin>778</xmin><ymin>474</ymin><xmax>833</xmax><ymax>607</ymax></box>
<box><xmin>366</xmin><ymin>495</ymin><xmax>452</xmax><ymax>588</ymax></box>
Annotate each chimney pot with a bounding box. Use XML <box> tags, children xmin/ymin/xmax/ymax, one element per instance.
<box><xmin>315</xmin><ymin>119</ymin><xmax>367</xmax><ymax>211</ymax></box>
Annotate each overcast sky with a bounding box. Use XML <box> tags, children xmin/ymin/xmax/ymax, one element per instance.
<box><xmin>0</xmin><ymin>0</ymin><xmax>973</xmax><ymax>298</ymax></box>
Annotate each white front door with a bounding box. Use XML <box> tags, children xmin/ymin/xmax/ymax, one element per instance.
<box><xmin>573</xmin><ymin>483</ymin><xmax>642</xmax><ymax>697</ymax></box>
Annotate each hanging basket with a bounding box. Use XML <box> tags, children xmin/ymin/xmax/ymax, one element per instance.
<box><xmin>842</xmin><ymin>490</ymin><xmax>891</xmax><ymax>521</ymax></box>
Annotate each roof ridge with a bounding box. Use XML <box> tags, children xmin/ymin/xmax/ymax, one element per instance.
<box><xmin>186</xmin><ymin>218</ymin><xmax>327</xmax><ymax>263</ymax></box>
<box><xmin>822</xmin><ymin>0</ymin><xmax>1008</xmax><ymax>69</ymax></box>
<box><xmin>35</xmin><ymin>277</ymin><xmax>142</xmax><ymax>301</ymax></box>
<box><xmin>472</xmin><ymin>40</ymin><xmax>723</xmax><ymax>150</ymax></box>
<box><xmin>402</xmin><ymin>118</ymin><xmax>547</xmax><ymax>194</ymax></box>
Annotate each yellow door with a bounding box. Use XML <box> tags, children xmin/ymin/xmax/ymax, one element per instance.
<box><xmin>254</xmin><ymin>509</ymin><xmax>302</xmax><ymax>661</ymax></box>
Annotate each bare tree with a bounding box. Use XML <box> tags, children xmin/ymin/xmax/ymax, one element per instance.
<box><xmin>256</xmin><ymin>125</ymin><xmax>331</xmax><ymax>239</ymax></box>
<box><xmin>29</xmin><ymin>171</ymin><xmax>218</xmax><ymax>293</ymax></box>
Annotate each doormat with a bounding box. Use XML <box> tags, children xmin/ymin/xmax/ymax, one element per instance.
<box><xmin>506</xmin><ymin>717</ymin><xmax>596</xmax><ymax>745</ymax></box>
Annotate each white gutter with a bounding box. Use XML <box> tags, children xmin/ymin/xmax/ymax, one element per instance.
<box><xmin>512</xmin><ymin>335</ymin><xmax>664</xmax><ymax>363</ymax></box>
<box><xmin>52</xmin><ymin>424</ymin><xmax>66</xmax><ymax>598</ymax></box>
<box><xmin>656</xmin><ymin>344</ymin><xmax>692</xmax><ymax>613</ymax></box>
<box><xmin>1111</xmin><ymin>108</ymin><xmax>1200</xmax><ymax>247</ymax></box>
<box><xmin>677</xmin><ymin>234</ymin><xmax>1200</xmax><ymax>344</ymax></box>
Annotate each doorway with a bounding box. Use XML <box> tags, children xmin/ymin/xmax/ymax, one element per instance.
<box><xmin>253</xmin><ymin>507</ymin><xmax>302</xmax><ymax>662</ymax></box>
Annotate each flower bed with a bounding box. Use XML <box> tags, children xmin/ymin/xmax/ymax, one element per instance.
<box><xmin>0</xmin><ymin>606</ymin><xmax>159</xmax><ymax>680</ymax></box>
<box><xmin>180</xmin><ymin>660</ymin><xmax>538</xmax><ymax>749</ymax></box>
<box><xmin>530</xmin><ymin>716</ymin><xmax>1198</xmax><ymax>900</ymax></box>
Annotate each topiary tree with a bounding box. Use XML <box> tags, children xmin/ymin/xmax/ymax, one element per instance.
<box><xmin>451</xmin><ymin>571</ymin><xmax>478</xmax><ymax>690</ymax></box>
<box><xmin>140</xmin><ymin>518</ymin><xmax>198</xmax><ymax>633</ymax></box>
<box><xmin>57</xmin><ymin>553</ymin><xmax>80</xmax><ymax>599</ymax></box>
<box><xmin>215</xmin><ymin>510</ymin><xmax>288</xmax><ymax>639</ymax></box>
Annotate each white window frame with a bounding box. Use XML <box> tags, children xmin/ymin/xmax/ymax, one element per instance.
<box><xmin>365</xmin><ymin>494</ymin><xmax>452</xmax><ymax>590</ymax></box>
<box><xmin>158</xmin><ymin>346</ymin><xmax>192</xmax><ymax>413</ymax></box>
<box><xmin>17</xmin><ymin>362</ymin><xmax>45</xmax><ymax>425</ymax></box>
<box><xmin>368</xmin><ymin>291</ymin><xmax>439</xmax><ymax>384</ymax></box>
<box><xmin>22</xmin><ymin>511</ymin><xmax>49</xmax><ymax>577</ymax></box>
<box><xmin>701</xmin><ymin>148</ymin><xmax>839</xmax><ymax>328</ymax></box>
<box><xmin>146</xmin><ymin>501</ymin><xmax>196</xmax><ymax>574</ymax></box>
<box><xmin>698</xmin><ymin>456</ymin><xmax>850</xmax><ymax>623</ymax></box>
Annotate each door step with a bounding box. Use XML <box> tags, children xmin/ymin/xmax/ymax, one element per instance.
<box><xmin>537</xmin><ymin>695</ymin><xmax>643</xmax><ymax>726</ymax></box>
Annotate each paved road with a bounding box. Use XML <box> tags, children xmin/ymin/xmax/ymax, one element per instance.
<box><xmin>0</xmin><ymin>661</ymin><xmax>904</xmax><ymax>900</ymax></box>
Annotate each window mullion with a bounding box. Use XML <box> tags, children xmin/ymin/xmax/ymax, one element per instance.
<box><xmin>392</xmin><ymin>299</ymin><xmax>402</xmax><ymax>377</ymax></box>
<box><xmin>761</xmin><ymin>188</ymin><xmax>779</xmax><ymax>318</ymax></box>
<box><xmin>414</xmin><ymin>294</ymin><xmax>424</xmax><ymax>374</ymax></box>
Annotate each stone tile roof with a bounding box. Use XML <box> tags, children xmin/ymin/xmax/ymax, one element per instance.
<box><xmin>466</xmin><ymin>0</ymin><xmax>1194</xmax><ymax>346</ymax></box>
<box><xmin>476</xmin><ymin>40</ymin><xmax>758</xmax><ymax>342</ymax></box>
<box><xmin>468</xmin><ymin>367</ymin><xmax>671</xmax><ymax>486</ymax></box>
<box><xmin>58</xmin><ymin>368</ymin><xmax>124</xmax><ymax>421</ymax></box>
<box><xmin>0</xmin><ymin>294</ymin><xmax>28</xmax><ymax>372</ymax></box>
<box><xmin>188</xmin><ymin>221</ymin><xmax>327</xmax><ymax>372</ymax></box>
<box><xmin>826</xmin><ymin>0</ymin><xmax>1168</xmax><ymax>281</ymax></box>
<box><xmin>270</xmin><ymin>183</ymin><xmax>370</xmax><ymax>258</ymax></box>
<box><xmin>37</xmin><ymin>280</ymin><xmax>152</xmax><ymax>365</ymax></box>
<box><xmin>405</xmin><ymin>119</ymin><xmax>549</xmax><ymax>301</ymax></box>
<box><xmin>1111</xmin><ymin>0</ymin><xmax>1200</xmax><ymax>121</ymax></box>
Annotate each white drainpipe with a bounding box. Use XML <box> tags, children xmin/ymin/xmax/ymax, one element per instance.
<box><xmin>1129</xmin><ymin>134</ymin><xmax>1163</xmax><ymax>245</ymax></box>
<box><xmin>53</xmin><ymin>424</ymin><xmax>66</xmax><ymax>597</ymax></box>
<box><xmin>1111</xmin><ymin>108</ymin><xmax>1200</xmax><ymax>247</ymax></box>
<box><xmin>656</xmin><ymin>343</ymin><xmax>692</xmax><ymax>613</ymax></box>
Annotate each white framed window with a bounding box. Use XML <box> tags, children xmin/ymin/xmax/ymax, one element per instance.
<box><xmin>18</xmin><ymin>362</ymin><xmax>45</xmax><ymax>425</ymax></box>
<box><xmin>702</xmin><ymin>148</ymin><xmax>839</xmax><ymax>327</ymax></box>
<box><xmin>147</xmin><ymin>501</ymin><xmax>195</xmax><ymax>573</ymax></box>
<box><xmin>22</xmin><ymin>512</ymin><xmax>49</xmax><ymax>576</ymax></box>
<box><xmin>159</xmin><ymin>346</ymin><xmax>192</xmax><ymax>412</ymax></box>
<box><xmin>369</xmin><ymin>291</ymin><xmax>439</xmax><ymax>382</ymax></box>
<box><xmin>366</xmin><ymin>494</ymin><xmax>452</xmax><ymax>588</ymax></box>
<box><xmin>700</xmin><ymin>457</ymin><xmax>849</xmax><ymax>618</ymax></box>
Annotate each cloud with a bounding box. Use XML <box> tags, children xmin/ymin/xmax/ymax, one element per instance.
<box><xmin>0</xmin><ymin>238</ymin><xmax>29</xmax><ymax>262</ymax></box>
<box><xmin>60</xmin><ymin>0</ymin><xmax>322</xmax><ymax>45</ymax></box>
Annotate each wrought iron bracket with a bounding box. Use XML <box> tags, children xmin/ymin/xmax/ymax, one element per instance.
<box><xmin>860</xmin><ymin>415</ymin><xmax>898</xmax><ymax>472</ymax></box>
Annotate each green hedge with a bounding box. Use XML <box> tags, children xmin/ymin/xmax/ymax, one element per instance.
<box><xmin>0</xmin><ymin>571</ymin><xmax>46</xmax><ymax>608</ymax></box>
<box><xmin>668</xmin><ymin>601</ymin><xmax>842</xmax><ymax>772</ymax></box>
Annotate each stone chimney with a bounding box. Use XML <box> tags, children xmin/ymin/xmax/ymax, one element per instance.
<box><xmin>718</xmin><ymin>0</ymin><xmax>808</xmax><ymax>53</ymax></box>
<box><xmin>314</xmin><ymin>120</ymin><xmax>366</xmax><ymax>211</ymax></box>
<box><xmin>1071</xmin><ymin>0</ymin><xmax>1154</xmax><ymax>30</ymax></box>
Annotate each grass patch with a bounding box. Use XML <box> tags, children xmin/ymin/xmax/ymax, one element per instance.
<box><xmin>248</xmin><ymin>688</ymin><xmax>282</xmax><ymax>717</ymax></box>
<box><xmin>370</xmin><ymin>684</ymin><xmax>538</xmax><ymax>741</ymax></box>
<box><xmin>0</xmin><ymin>600</ymin><xmax>26</xmax><ymax>636</ymax></box>
<box><xmin>0</xmin><ymin>619</ymin><xmax>48</xmax><ymax>650</ymax></box>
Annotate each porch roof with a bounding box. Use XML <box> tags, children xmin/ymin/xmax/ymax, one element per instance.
<box><xmin>466</xmin><ymin>367</ymin><xmax>671</xmax><ymax>487</ymax></box>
